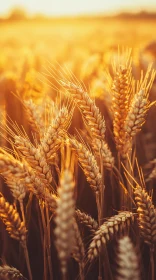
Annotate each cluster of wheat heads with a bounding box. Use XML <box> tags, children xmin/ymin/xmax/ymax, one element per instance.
<box><xmin>0</xmin><ymin>50</ymin><xmax>156</xmax><ymax>280</ymax></box>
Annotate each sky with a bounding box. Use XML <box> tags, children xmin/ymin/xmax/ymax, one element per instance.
<box><xmin>0</xmin><ymin>0</ymin><xmax>156</xmax><ymax>16</ymax></box>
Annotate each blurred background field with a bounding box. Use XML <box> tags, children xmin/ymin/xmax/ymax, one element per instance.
<box><xmin>0</xmin><ymin>13</ymin><xmax>156</xmax><ymax>161</ymax></box>
<box><xmin>0</xmin><ymin>15</ymin><xmax>156</xmax><ymax>74</ymax></box>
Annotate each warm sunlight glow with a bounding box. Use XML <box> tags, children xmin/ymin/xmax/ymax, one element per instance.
<box><xmin>0</xmin><ymin>0</ymin><xmax>156</xmax><ymax>16</ymax></box>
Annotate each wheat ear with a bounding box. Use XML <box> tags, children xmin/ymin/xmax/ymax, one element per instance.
<box><xmin>60</xmin><ymin>80</ymin><xmax>114</xmax><ymax>168</ymax></box>
<box><xmin>0</xmin><ymin>150</ymin><xmax>56</xmax><ymax>208</ymax></box>
<box><xmin>60</xmin><ymin>80</ymin><xmax>106</xmax><ymax>140</ymax></box>
<box><xmin>88</xmin><ymin>211</ymin><xmax>134</xmax><ymax>261</ymax></box>
<box><xmin>93</xmin><ymin>139</ymin><xmax>114</xmax><ymax>169</ymax></box>
<box><xmin>54</xmin><ymin>169</ymin><xmax>75</xmax><ymax>277</ymax></box>
<box><xmin>76</xmin><ymin>209</ymin><xmax>98</xmax><ymax>233</ymax></box>
<box><xmin>0</xmin><ymin>265</ymin><xmax>26</xmax><ymax>280</ymax></box>
<box><xmin>6</xmin><ymin>177</ymin><xmax>26</xmax><ymax>202</ymax></box>
<box><xmin>24</xmin><ymin>165</ymin><xmax>57</xmax><ymax>210</ymax></box>
<box><xmin>0</xmin><ymin>151</ymin><xmax>26</xmax><ymax>179</ymax></box>
<box><xmin>24</xmin><ymin>99</ymin><xmax>41</xmax><ymax>138</ymax></box>
<box><xmin>15</xmin><ymin>135</ymin><xmax>52</xmax><ymax>184</ymax></box>
<box><xmin>134</xmin><ymin>185</ymin><xmax>156</xmax><ymax>245</ymax></box>
<box><xmin>111</xmin><ymin>50</ymin><xmax>132</xmax><ymax>153</ymax></box>
<box><xmin>40</xmin><ymin>106</ymin><xmax>68</xmax><ymax>160</ymax></box>
<box><xmin>122</xmin><ymin>89</ymin><xmax>149</xmax><ymax>156</ymax></box>
<box><xmin>116</xmin><ymin>236</ymin><xmax>141</xmax><ymax>280</ymax></box>
<box><xmin>0</xmin><ymin>193</ymin><xmax>27</xmax><ymax>247</ymax></box>
<box><xmin>70</xmin><ymin>138</ymin><xmax>102</xmax><ymax>193</ymax></box>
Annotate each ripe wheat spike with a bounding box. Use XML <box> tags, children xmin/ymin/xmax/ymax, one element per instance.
<box><xmin>0</xmin><ymin>265</ymin><xmax>26</xmax><ymax>280</ymax></box>
<box><xmin>116</xmin><ymin>236</ymin><xmax>141</xmax><ymax>280</ymax></box>
<box><xmin>0</xmin><ymin>151</ymin><xmax>26</xmax><ymax>179</ymax></box>
<box><xmin>40</xmin><ymin>106</ymin><xmax>69</xmax><ymax>160</ymax></box>
<box><xmin>134</xmin><ymin>185</ymin><xmax>156</xmax><ymax>245</ymax></box>
<box><xmin>54</xmin><ymin>169</ymin><xmax>75</xmax><ymax>276</ymax></box>
<box><xmin>70</xmin><ymin>138</ymin><xmax>102</xmax><ymax>193</ymax></box>
<box><xmin>0</xmin><ymin>193</ymin><xmax>27</xmax><ymax>247</ymax></box>
<box><xmin>15</xmin><ymin>135</ymin><xmax>52</xmax><ymax>184</ymax></box>
<box><xmin>6</xmin><ymin>177</ymin><xmax>26</xmax><ymax>202</ymax></box>
<box><xmin>24</xmin><ymin>99</ymin><xmax>41</xmax><ymax>138</ymax></box>
<box><xmin>76</xmin><ymin>209</ymin><xmax>98</xmax><ymax>233</ymax></box>
<box><xmin>60</xmin><ymin>80</ymin><xmax>106</xmax><ymax>140</ymax></box>
<box><xmin>111</xmin><ymin>50</ymin><xmax>132</xmax><ymax>153</ymax></box>
<box><xmin>88</xmin><ymin>211</ymin><xmax>134</xmax><ymax>261</ymax></box>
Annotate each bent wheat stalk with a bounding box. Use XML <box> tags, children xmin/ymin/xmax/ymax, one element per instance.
<box><xmin>88</xmin><ymin>211</ymin><xmax>134</xmax><ymax>262</ymax></box>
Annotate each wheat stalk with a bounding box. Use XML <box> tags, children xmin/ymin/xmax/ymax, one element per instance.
<box><xmin>111</xmin><ymin>50</ymin><xmax>132</xmax><ymax>153</ymax></box>
<box><xmin>116</xmin><ymin>236</ymin><xmax>140</xmax><ymax>280</ymax></box>
<box><xmin>40</xmin><ymin>106</ymin><xmax>68</xmax><ymax>160</ymax></box>
<box><xmin>112</xmin><ymin>61</ymin><xmax>155</xmax><ymax>156</ymax></box>
<box><xmin>6</xmin><ymin>177</ymin><xmax>26</xmax><ymax>202</ymax></box>
<box><xmin>24</xmin><ymin>99</ymin><xmax>42</xmax><ymax>138</ymax></box>
<box><xmin>0</xmin><ymin>151</ymin><xmax>26</xmax><ymax>179</ymax></box>
<box><xmin>72</xmin><ymin>218</ymin><xmax>85</xmax><ymax>280</ymax></box>
<box><xmin>54</xmin><ymin>169</ymin><xmax>75</xmax><ymax>277</ymax></box>
<box><xmin>15</xmin><ymin>135</ymin><xmax>52</xmax><ymax>184</ymax></box>
<box><xmin>76</xmin><ymin>209</ymin><xmax>98</xmax><ymax>233</ymax></box>
<box><xmin>88</xmin><ymin>211</ymin><xmax>134</xmax><ymax>261</ymax></box>
<box><xmin>70</xmin><ymin>138</ymin><xmax>102</xmax><ymax>193</ymax></box>
<box><xmin>93</xmin><ymin>139</ymin><xmax>114</xmax><ymax>169</ymax></box>
<box><xmin>0</xmin><ymin>150</ymin><xmax>56</xmax><ymax>209</ymax></box>
<box><xmin>60</xmin><ymin>80</ymin><xmax>114</xmax><ymax>168</ymax></box>
<box><xmin>60</xmin><ymin>80</ymin><xmax>106</xmax><ymax>140</ymax></box>
<box><xmin>24</xmin><ymin>165</ymin><xmax>57</xmax><ymax>209</ymax></box>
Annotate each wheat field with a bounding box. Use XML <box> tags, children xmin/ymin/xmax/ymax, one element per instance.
<box><xmin>0</xmin><ymin>17</ymin><xmax>156</xmax><ymax>280</ymax></box>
